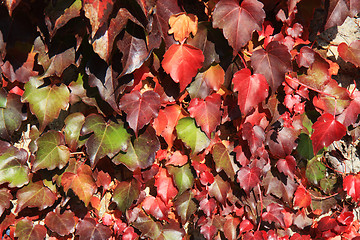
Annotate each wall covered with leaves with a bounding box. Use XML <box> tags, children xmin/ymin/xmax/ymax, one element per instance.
<box><xmin>1</xmin><ymin>0</ymin><xmax>360</xmax><ymax>239</ymax></box>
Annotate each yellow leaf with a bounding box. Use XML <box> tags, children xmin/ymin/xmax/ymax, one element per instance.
<box><xmin>168</xmin><ymin>12</ymin><xmax>198</xmax><ymax>42</ymax></box>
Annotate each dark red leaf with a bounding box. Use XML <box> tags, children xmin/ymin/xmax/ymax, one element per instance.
<box><xmin>208</xmin><ymin>174</ymin><xmax>231</xmax><ymax>204</ymax></box>
<box><xmin>45</xmin><ymin>208</ymin><xmax>76</xmax><ymax>236</ymax></box>
<box><xmin>277</xmin><ymin>155</ymin><xmax>296</xmax><ymax>180</ymax></box>
<box><xmin>199</xmin><ymin>198</ymin><xmax>217</xmax><ymax>217</ymax></box>
<box><xmin>188</xmin><ymin>93</ymin><xmax>222</xmax><ymax>137</ymax></box>
<box><xmin>237</xmin><ymin>166</ymin><xmax>261</xmax><ymax>194</ymax></box>
<box><xmin>0</xmin><ymin>188</ymin><xmax>12</xmax><ymax>216</ymax></box>
<box><xmin>76</xmin><ymin>217</ymin><xmax>112</xmax><ymax>240</ymax></box>
<box><xmin>232</xmin><ymin>68</ymin><xmax>269</xmax><ymax>115</ymax></box>
<box><xmin>162</xmin><ymin>44</ymin><xmax>204</xmax><ymax>92</ymax></box>
<box><xmin>262</xmin><ymin>203</ymin><xmax>292</xmax><ymax>228</ymax></box>
<box><xmin>338</xmin><ymin>40</ymin><xmax>360</xmax><ymax>67</ymax></box>
<box><xmin>266</xmin><ymin>127</ymin><xmax>298</xmax><ymax>158</ymax></box>
<box><xmin>239</xmin><ymin>219</ymin><xmax>254</xmax><ymax>233</ymax></box>
<box><xmin>297</xmin><ymin>46</ymin><xmax>315</xmax><ymax>68</ymax></box>
<box><xmin>251</xmin><ymin>41</ymin><xmax>292</xmax><ymax>91</ymax></box>
<box><xmin>242</xmin><ymin>122</ymin><xmax>265</xmax><ymax>154</ymax></box>
<box><xmin>324</xmin><ymin>0</ymin><xmax>360</xmax><ymax>30</ymax></box>
<box><xmin>311</xmin><ymin>113</ymin><xmax>346</xmax><ymax>154</ymax></box>
<box><xmin>317</xmin><ymin>216</ymin><xmax>337</xmax><ymax>232</ymax></box>
<box><xmin>200</xmin><ymin>221</ymin><xmax>217</xmax><ymax>240</ymax></box>
<box><xmin>337</xmin><ymin>209</ymin><xmax>354</xmax><ymax>225</ymax></box>
<box><xmin>212</xmin><ymin>0</ymin><xmax>265</xmax><ymax>53</ymax></box>
<box><xmin>119</xmin><ymin>90</ymin><xmax>161</xmax><ymax>134</ymax></box>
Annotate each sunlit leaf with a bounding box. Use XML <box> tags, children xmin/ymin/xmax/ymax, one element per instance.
<box><xmin>338</xmin><ymin>40</ymin><xmax>360</xmax><ymax>67</ymax></box>
<box><xmin>64</xmin><ymin>112</ymin><xmax>85</xmax><ymax>151</ymax></box>
<box><xmin>83</xmin><ymin>0</ymin><xmax>114</xmax><ymax>37</ymax></box>
<box><xmin>237</xmin><ymin>166</ymin><xmax>261</xmax><ymax>194</ymax></box>
<box><xmin>130</xmin><ymin>208</ymin><xmax>162</xmax><ymax>239</ymax></box>
<box><xmin>15</xmin><ymin>218</ymin><xmax>47</xmax><ymax>240</ymax></box>
<box><xmin>306</xmin><ymin>158</ymin><xmax>326</xmax><ymax>185</ymax></box>
<box><xmin>112</xmin><ymin>179</ymin><xmax>140</xmax><ymax>212</ymax></box>
<box><xmin>168</xmin><ymin>164</ymin><xmax>194</xmax><ymax>195</ymax></box>
<box><xmin>155</xmin><ymin>168</ymin><xmax>178</xmax><ymax>203</ymax></box>
<box><xmin>174</xmin><ymin>191</ymin><xmax>197</xmax><ymax>224</ymax></box>
<box><xmin>209</xmin><ymin>174</ymin><xmax>230</xmax><ymax>204</ymax></box>
<box><xmin>75</xmin><ymin>217</ymin><xmax>112</xmax><ymax>240</ymax></box>
<box><xmin>45</xmin><ymin>208</ymin><xmax>76</xmax><ymax>236</ymax></box>
<box><xmin>343</xmin><ymin>173</ymin><xmax>360</xmax><ymax>202</ymax></box>
<box><xmin>168</xmin><ymin>12</ymin><xmax>198</xmax><ymax>42</ymax></box>
<box><xmin>212</xmin><ymin>143</ymin><xmax>238</xmax><ymax>181</ymax></box>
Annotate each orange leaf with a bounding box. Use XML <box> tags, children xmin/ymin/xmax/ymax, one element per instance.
<box><xmin>168</xmin><ymin>12</ymin><xmax>198</xmax><ymax>42</ymax></box>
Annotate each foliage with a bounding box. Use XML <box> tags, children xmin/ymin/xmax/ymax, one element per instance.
<box><xmin>0</xmin><ymin>0</ymin><xmax>360</xmax><ymax>239</ymax></box>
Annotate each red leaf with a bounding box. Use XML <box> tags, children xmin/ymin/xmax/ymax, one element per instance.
<box><xmin>242</xmin><ymin>122</ymin><xmax>265</xmax><ymax>154</ymax></box>
<box><xmin>251</xmin><ymin>41</ymin><xmax>292</xmax><ymax>91</ymax></box>
<box><xmin>188</xmin><ymin>93</ymin><xmax>222</xmax><ymax>137</ymax></box>
<box><xmin>119</xmin><ymin>90</ymin><xmax>161</xmax><ymax>134</ymax></box>
<box><xmin>337</xmin><ymin>209</ymin><xmax>354</xmax><ymax>225</ymax></box>
<box><xmin>266</xmin><ymin>127</ymin><xmax>298</xmax><ymax>158</ymax></box>
<box><xmin>45</xmin><ymin>209</ymin><xmax>76</xmax><ymax>236</ymax></box>
<box><xmin>296</xmin><ymin>46</ymin><xmax>315</xmax><ymax>68</ymax></box>
<box><xmin>262</xmin><ymin>203</ymin><xmax>291</xmax><ymax>228</ymax></box>
<box><xmin>239</xmin><ymin>219</ymin><xmax>254</xmax><ymax>233</ymax></box>
<box><xmin>293</xmin><ymin>185</ymin><xmax>311</xmax><ymax>209</ymax></box>
<box><xmin>142</xmin><ymin>196</ymin><xmax>169</xmax><ymax>221</ymax></box>
<box><xmin>343</xmin><ymin>173</ymin><xmax>360</xmax><ymax>202</ymax></box>
<box><xmin>75</xmin><ymin>218</ymin><xmax>112</xmax><ymax>240</ymax></box>
<box><xmin>317</xmin><ymin>216</ymin><xmax>337</xmax><ymax>232</ymax></box>
<box><xmin>162</xmin><ymin>44</ymin><xmax>204</xmax><ymax>92</ymax></box>
<box><xmin>212</xmin><ymin>0</ymin><xmax>265</xmax><ymax>53</ymax></box>
<box><xmin>311</xmin><ymin>113</ymin><xmax>346</xmax><ymax>154</ymax></box>
<box><xmin>0</xmin><ymin>188</ymin><xmax>12</xmax><ymax>216</ymax></box>
<box><xmin>277</xmin><ymin>155</ymin><xmax>296</xmax><ymax>180</ymax></box>
<box><xmin>224</xmin><ymin>217</ymin><xmax>240</xmax><ymax>240</ymax></box>
<box><xmin>237</xmin><ymin>166</ymin><xmax>261</xmax><ymax>194</ymax></box>
<box><xmin>83</xmin><ymin>0</ymin><xmax>114</xmax><ymax>37</ymax></box>
<box><xmin>324</xmin><ymin>0</ymin><xmax>360</xmax><ymax>30</ymax></box>
<box><xmin>338</xmin><ymin>40</ymin><xmax>360</xmax><ymax>67</ymax></box>
<box><xmin>199</xmin><ymin>198</ymin><xmax>217</xmax><ymax>216</ymax></box>
<box><xmin>154</xmin><ymin>168</ymin><xmax>178</xmax><ymax>203</ymax></box>
<box><xmin>232</xmin><ymin>68</ymin><xmax>269</xmax><ymax>115</ymax></box>
<box><xmin>200</xmin><ymin>222</ymin><xmax>217</xmax><ymax>240</ymax></box>
<box><xmin>166</xmin><ymin>151</ymin><xmax>188</xmax><ymax>166</ymax></box>
<box><xmin>337</xmin><ymin>90</ymin><xmax>360</xmax><ymax>127</ymax></box>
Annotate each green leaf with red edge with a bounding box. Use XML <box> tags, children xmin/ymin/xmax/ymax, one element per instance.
<box><xmin>22</xmin><ymin>77</ymin><xmax>70</xmax><ymax>132</ymax></box>
<box><xmin>233</xmin><ymin>68</ymin><xmax>269</xmax><ymax>115</ymax></box>
<box><xmin>208</xmin><ymin>174</ymin><xmax>230</xmax><ymax>204</ymax></box>
<box><xmin>119</xmin><ymin>90</ymin><xmax>161</xmax><ymax>135</ymax></box>
<box><xmin>0</xmin><ymin>188</ymin><xmax>12</xmax><ymax>216</ymax></box>
<box><xmin>311</xmin><ymin>113</ymin><xmax>346</xmax><ymax>154</ymax></box>
<box><xmin>174</xmin><ymin>190</ymin><xmax>197</xmax><ymax>224</ymax></box>
<box><xmin>343</xmin><ymin>173</ymin><xmax>360</xmax><ymax>202</ymax></box>
<box><xmin>83</xmin><ymin>0</ymin><xmax>114</xmax><ymax>37</ymax></box>
<box><xmin>162</xmin><ymin>44</ymin><xmax>204</xmax><ymax>92</ymax></box>
<box><xmin>33</xmin><ymin>130</ymin><xmax>70</xmax><ymax>172</ymax></box>
<box><xmin>277</xmin><ymin>155</ymin><xmax>296</xmax><ymax>180</ymax></box>
<box><xmin>0</xmin><ymin>90</ymin><xmax>27</xmax><ymax>141</ymax></box>
<box><xmin>212</xmin><ymin>143</ymin><xmax>238</xmax><ymax>181</ymax></box>
<box><xmin>337</xmin><ymin>90</ymin><xmax>360</xmax><ymax>127</ymax></box>
<box><xmin>64</xmin><ymin>112</ymin><xmax>85</xmax><ymax>151</ymax></box>
<box><xmin>187</xmin><ymin>64</ymin><xmax>224</xmax><ymax>99</ymax></box>
<box><xmin>129</xmin><ymin>208</ymin><xmax>162</xmax><ymax>239</ymax></box>
<box><xmin>224</xmin><ymin>216</ymin><xmax>240</xmax><ymax>240</ymax></box>
<box><xmin>188</xmin><ymin>93</ymin><xmax>222</xmax><ymax>137</ymax></box>
<box><xmin>142</xmin><ymin>196</ymin><xmax>168</xmax><ymax>221</ymax></box>
<box><xmin>45</xmin><ymin>208</ymin><xmax>76</xmax><ymax>236</ymax></box>
<box><xmin>75</xmin><ymin>217</ymin><xmax>112</xmax><ymax>240</ymax></box>
<box><xmin>293</xmin><ymin>185</ymin><xmax>311</xmax><ymax>209</ymax></box>
<box><xmin>237</xmin><ymin>166</ymin><xmax>261</xmax><ymax>194</ymax></box>
<box><xmin>324</xmin><ymin>0</ymin><xmax>360</xmax><ymax>30</ymax></box>
<box><xmin>251</xmin><ymin>41</ymin><xmax>292</xmax><ymax>91</ymax></box>
<box><xmin>155</xmin><ymin>167</ymin><xmax>178</xmax><ymax>203</ymax></box>
<box><xmin>167</xmin><ymin>164</ymin><xmax>194</xmax><ymax>195</ymax></box>
<box><xmin>15</xmin><ymin>218</ymin><xmax>47</xmax><ymax>240</ymax></box>
<box><xmin>61</xmin><ymin>165</ymin><xmax>97</xmax><ymax>206</ymax></box>
<box><xmin>15</xmin><ymin>181</ymin><xmax>57</xmax><ymax>213</ymax></box>
<box><xmin>112</xmin><ymin>126</ymin><xmax>160</xmax><ymax>171</ymax></box>
<box><xmin>93</xmin><ymin>8</ymin><xmax>137</xmax><ymax>62</ymax></box>
<box><xmin>338</xmin><ymin>40</ymin><xmax>360</xmax><ymax>67</ymax></box>
<box><xmin>81</xmin><ymin>114</ymin><xmax>130</xmax><ymax>168</ymax></box>
<box><xmin>112</xmin><ymin>179</ymin><xmax>140</xmax><ymax>212</ymax></box>
<box><xmin>176</xmin><ymin>117</ymin><xmax>210</xmax><ymax>154</ymax></box>
<box><xmin>0</xmin><ymin>141</ymin><xmax>29</xmax><ymax>188</ymax></box>
<box><xmin>212</xmin><ymin>0</ymin><xmax>265</xmax><ymax>53</ymax></box>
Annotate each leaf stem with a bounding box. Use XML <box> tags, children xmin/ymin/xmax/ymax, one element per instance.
<box><xmin>257</xmin><ymin>183</ymin><xmax>263</xmax><ymax>231</ymax></box>
<box><xmin>237</xmin><ymin>52</ymin><xmax>247</xmax><ymax>69</ymax></box>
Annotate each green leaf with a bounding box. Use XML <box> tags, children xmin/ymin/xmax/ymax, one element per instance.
<box><xmin>320</xmin><ymin>174</ymin><xmax>337</xmax><ymax>194</ymax></box>
<box><xmin>131</xmin><ymin>209</ymin><xmax>162</xmax><ymax>239</ymax></box>
<box><xmin>22</xmin><ymin>77</ymin><xmax>70</xmax><ymax>131</ymax></box>
<box><xmin>296</xmin><ymin>133</ymin><xmax>314</xmax><ymax>160</ymax></box>
<box><xmin>15</xmin><ymin>218</ymin><xmax>47</xmax><ymax>240</ymax></box>
<box><xmin>174</xmin><ymin>190</ymin><xmax>197</xmax><ymax>224</ymax></box>
<box><xmin>168</xmin><ymin>164</ymin><xmax>194</xmax><ymax>196</ymax></box>
<box><xmin>212</xmin><ymin>143</ymin><xmax>238</xmax><ymax>181</ymax></box>
<box><xmin>0</xmin><ymin>140</ymin><xmax>29</xmax><ymax>188</ymax></box>
<box><xmin>112</xmin><ymin>179</ymin><xmax>140</xmax><ymax>212</ymax></box>
<box><xmin>15</xmin><ymin>181</ymin><xmax>57</xmax><ymax>213</ymax></box>
<box><xmin>81</xmin><ymin>114</ymin><xmax>130</xmax><ymax>168</ymax></box>
<box><xmin>112</xmin><ymin>127</ymin><xmax>160</xmax><ymax>171</ymax></box>
<box><xmin>33</xmin><ymin>130</ymin><xmax>70</xmax><ymax>172</ymax></box>
<box><xmin>176</xmin><ymin>117</ymin><xmax>210</xmax><ymax>154</ymax></box>
<box><xmin>0</xmin><ymin>90</ymin><xmax>27</xmax><ymax>141</ymax></box>
<box><xmin>64</xmin><ymin>112</ymin><xmax>85</xmax><ymax>151</ymax></box>
<box><xmin>306</xmin><ymin>158</ymin><xmax>326</xmax><ymax>185</ymax></box>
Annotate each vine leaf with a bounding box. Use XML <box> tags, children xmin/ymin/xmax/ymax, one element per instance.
<box><xmin>208</xmin><ymin>174</ymin><xmax>231</xmax><ymax>204</ymax></box>
<box><xmin>232</xmin><ymin>68</ymin><xmax>269</xmax><ymax>115</ymax></box>
<box><xmin>337</xmin><ymin>90</ymin><xmax>360</xmax><ymax>127</ymax></box>
<box><xmin>33</xmin><ymin>130</ymin><xmax>70</xmax><ymax>172</ymax></box>
<box><xmin>119</xmin><ymin>90</ymin><xmax>161</xmax><ymax>135</ymax></box>
<box><xmin>212</xmin><ymin>0</ymin><xmax>265</xmax><ymax>53</ymax></box>
<box><xmin>237</xmin><ymin>166</ymin><xmax>261</xmax><ymax>194</ymax></box>
<box><xmin>293</xmin><ymin>185</ymin><xmax>311</xmax><ymax>209</ymax></box>
<box><xmin>343</xmin><ymin>173</ymin><xmax>360</xmax><ymax>202</ymax></box>
<box><xmin>176</xmin><ymin>117</ymin><xmax>210</xmax><ymax>154</ymax></box>
<box><xmin>0</xmin><ymin>90</ymin><xmax>27</xmax><ymax>141</ymax></box>
<box><xmin>324</xmin><ymin>0</ymin><xmax>360</xmax><ymax>30</ymax></box>
<box><xmin>162</xmin><ymin>44</ymin><xmax>204</xmax><ymax>92</ymax></box>
<box><xmin>262</xmin><ymin>203</ymin><xmax>291</xmax><ymax>228</ymax></box>
<box><xmin>112</xmin><ymin>179</ymin><xmax>140</xmax><ymax>212</ymax></box>
<box><xmin>142</xmin><ymin>196</ymin><xmax>168</xmax><ymax>221</ymax></box>
<box><xmin>310</xmin><ymin>113</ymin><xmax>346</xmax><ymax>154</ymax></box>
<box><xmin>81</xmin><ymin>114</ymin><xmax>130</xmax><ymax>168</ymax></box>
<box><xmin>174</xmin><ymin>191</ymin><xmax>197</xmax><ymax>224</ymax></box>
<box><xmin>22</xmin><ymin>77</ymin><xmax>70</xmax><ymax>132</ymax></box>
<box><xmin>75</xmin><ymin>218</ymin><xmax>112</xmax><ymax>240</ymax></box>
<box><xmin>155</xmin><ymin>168</ymin><xmax>178</xmax><ymax>204</ymax></box>
<box><xmin>266</xmin><ymin>127</ymin><xmax>298</xmax><ymax>158</ymax></box>
<box><xmin>224</xmin><ymin>217</ymin><xmax>240</xmax><ymax>240</ymax></box>
<box><xmin>242</xmin><ymin>122</ymin><xmax>265</xmax><ymax>154</ymax></box>
<box><xmin>212</xmin><ymin>143</ymin><xmax>238</xmax><ymax>181</ymax></box>
<box><xmin>338</xmin><ymin>40</ymin><xmax>360</xmax><ymax>67</ymax></box>
<box><xmin>61</xmin><ymin>165</ymin><xmax>97</xmax><ymax>206</ymax></box>
<box><xmin>15</xmin><ymin>181</ymin><xmax>57</xmax><ymax>213</ymax></box>
<box><xmin>0</xmin><ymin>141</ymin><xmax>29</xmax><ymax>188</ymax></box>
<box><xmin>167</xmin><ymin>164</ymin><xmax>194</xmax><ymax>195</ymax></box>
<box><xmin>130</xmin><ymin>208</ymin><xmax>162</xmax><ymax>239</ymax></box>
<box><xmin>0</xmin><ymin>188</ymin><xmax>12</xmax><ymax>216</ymax></box>
<box><xmin>64</xmin><ymin>112</ymin><xmax>85</xmax><ymax>151</ymax></box>
<box><xmin>83</xmin><ymin>0</ymin><xmax>114</xmax><ymax>37</ymax></box>
<box><xmin>166</xmin><ymin>151</ymin><xmax>188</xmax><ymax>166</ymax></box>
<box><xmin>251</xmin><ymin>41</ymin><xmax>292</xmax><ymax>91</ymax></box>
<box><xmin>43</xmin><ymin>48</ymin><xmax>76</xmax><ymax>78</ymax></box>
<box><xmin>44</xmin><ymin>209</ymin><xmax>76</xmax><ymax>236</ymax></box>
<box><xmin>168</xmin><ymin>13</ymin><xmax>198</xmax><ymax>42</ymax></box>
<box><xmin>277</xmin><ymin>155</ymin><xmax>296</xmax><ymax>180</ymax></box>
<box><xmin>188</xmin><ymin>93</ymin><xmax>222</xmax><ymax>137</ymax></box>
<box><xmin>15</xmin><ymin>218</ymin><xmax>47</xmax><ymax>240</ymax></box>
